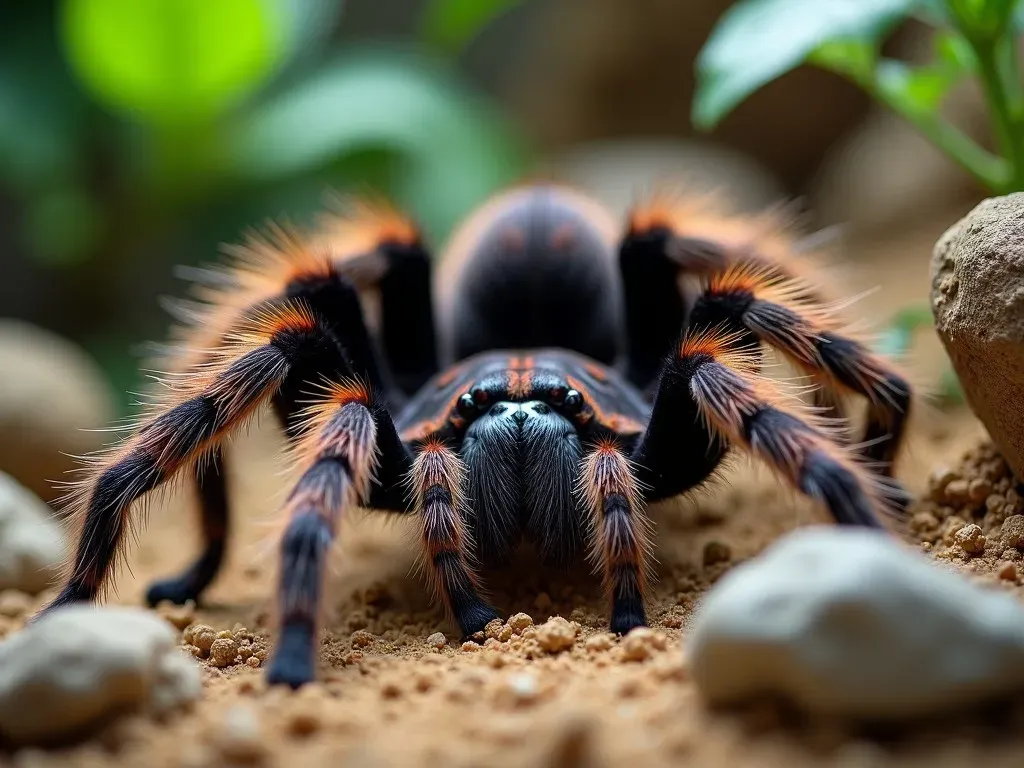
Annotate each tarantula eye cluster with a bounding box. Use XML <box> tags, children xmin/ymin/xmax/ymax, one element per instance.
<box><xmin>549</xmin><ymin>386</ymin><xmax>583</xmax><ymax>413</ymax></box>
<box><xmin>37</xmin><ymin>183</ymin><xmax>912</xmax><ymax>689</ymax></box>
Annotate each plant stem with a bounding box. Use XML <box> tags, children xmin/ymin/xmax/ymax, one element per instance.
<box><xmin>866</xmin><ymin>79</ymin><xmax>1012</xmax><ymax>191</ymax></box>
<box><xmin>971</xmin><ymin>38</ymin><xmax>1024</xmax><ymax>189</ymax></box>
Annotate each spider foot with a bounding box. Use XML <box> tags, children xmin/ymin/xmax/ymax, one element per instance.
<box><xmin>145</xmin><ymin>577</ymin><xmax>203</xmax><ymax>607</ymax></box>
<box><xmin>266</xmin><ymin>623</ymin><xmax>316</xmax><ymax>689</ymax></box>
<box><xmin>610</xmin><ymin>597</ymin><xmax>647</xmax><ymax>636</ymax></box>
<box><xmin>457</xmin><ymin>600</ymin><xmax>502</xmax><ymax>641</ymax></box>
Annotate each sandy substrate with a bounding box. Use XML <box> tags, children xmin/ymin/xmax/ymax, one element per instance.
<box><xmin>9</xmin><ymin>209</ymin><xmax>1024</xmax><ymax>767</ymax></box>
<box><xmin>6</xmin><ymin>403</ymin><xmax>1024</xmax><ymax>768</ymax></box>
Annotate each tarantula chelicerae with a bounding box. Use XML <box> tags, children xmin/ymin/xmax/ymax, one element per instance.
<box><xmin>39</xmin><ymin>183</ymin><xmax>913</xmax><ymax>688</ymax></box>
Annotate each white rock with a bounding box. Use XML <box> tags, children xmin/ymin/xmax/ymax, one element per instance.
<box><xmin>685</xmin><ymin>526</ymin><xmax>1024</xmax><ymax>719</ymax></box>
<box><xmin>0</xmin><ymin>605</ymin><xmax>202</xmax><ymax>744</ymax></box>
<box><xmin>0</xmin><ymin>471</ymin><xmax>65</xmax><ymax>593</ymax></box>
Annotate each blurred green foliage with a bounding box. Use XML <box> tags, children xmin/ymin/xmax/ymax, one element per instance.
<box><xmin>62</xmin><ymin>0</ymin><xmax>282</xmax><ymax>124</ymax></box>
<box><xmin>694</xmin><ymin>0</ymin><xmax>1024</xmax><ymax>193</ymax></box>
<box><xmin>0</xmin><ymin>0</ymin><xmax>528</xmax><ymax>410</ymax></box>
<box><xmin>419</xmin><ymin>0</ymin><xmax>525</xmax><ymax>53</ymax></box>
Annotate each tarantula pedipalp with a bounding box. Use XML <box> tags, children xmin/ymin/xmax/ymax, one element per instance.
<box><xmin>38</xmin><ymin>183</ymin><xmax>913</xmax><ymax>689</ymax></box>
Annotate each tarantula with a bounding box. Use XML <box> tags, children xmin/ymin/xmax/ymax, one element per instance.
<box><xmin>38</xmin><ymin>183</ymin><xmax>913</xmax><ymax>688</ymax></box>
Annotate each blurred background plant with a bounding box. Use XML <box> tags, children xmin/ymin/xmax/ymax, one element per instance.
<box><xmin>1</xmin><ymin>0</ymin><xmax>1006</xmax><ymax>427</ymax></box>
<box><xmin>0</xmin><ymin>0</ymin><xmax>529</xmax><ymax>409</ymax></box>
<box><xmin>694</xmin><ymin>0</ymin><xmax>1024</xmax><ymax>400</ymax></box>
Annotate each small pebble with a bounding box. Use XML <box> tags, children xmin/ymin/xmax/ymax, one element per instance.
<box><xmin>215</xmin><ymin>706</ymin><xmax>266</xmax><ymax>763</ymax></box>
<box><xmin>987</xmin><ymin>494</ymin><xmax>1007</xmax><ymax>513</ymax></box>
<box><xmin>929</xmin><ymin>467</ymin><xmax>957</xmax><ymax>495</ymax></box>
<box><xmin>245</xmin><ymin>656</ymin><xmax>261</xmax><ymax>669</ymax></box>
<box><xmin>536</xmin><ymin>617</ymin><xmax>577</xmax><ymax>653</ymax></box>
<box><xmin>427</xmin><ymin>632</ymin><xmax>447</xmax><ymax>649</ymax></box>
<box><xmin>969</xmin><ymin>478</ymin><xmax>993</xmax><ymax>503</ymax></box>
<box><xmin>484</xmin><ymin>619</ymin><xmax>504</xmax><ymax>641</ymax></box>
<box><xmin>286</xmin><ymin>706</ymin><xmax>321</xmax><ymax>737</ymax></box>
<box><xmin>507</xmin><ymin>613</ymin><xmax>534</xmax><ymax>635</ymax></box>
<box><xmin>461</xmin><ymin>641</ymin><xmax>480</xmax><ymax>653</ymax></box>
<box><xmin>955</xmin><ymin>524</ymin><xmax>986</xmax><ymax>556</ymax></box>
<box><xmin>157</xmin><ymin>600</ymin><xmax>196</xmax><ymax>631</ymax></box>
<box><xmin>585</xmin><ymin>633</ymin><xmax>615</xmax><ymax>653</ymax></box>
<box><xmin>502</xmin><ymin>672</ymin><xmax>540</xmax><ymax>704</ymax></box>
<box><xmin>190</xmin><ymin>625</ymin><xmax>216</xmax><ymax>654</ymax></box>
<box><xmin>209</xmin><ymin>638</ymin><xmax>238</xmax><ymax>668</ymax></box>
<box><xmin>0</xmin><ymin>590</ymin><xmax>31</xmax><ymax>619</ymax></box>
<box><xmin>1003</xmin><ymin>515</ymin><xmax>1024</xmax><ymax>549</ymax></box>
<box><xmin>999</xmin><ymin>561</ymin><xmax>1018</xmax><ymax>581</ymax></box>
<box><xmin>942</xmin><ymin>516</ymin><xmax>967</xmax><ymax>546</ymax></box>
<box><xmin>621</xmin><ymin>627</ymin><xmax>668</xmax><ymax>661</ymax></box>
<box><xmin>350</xmin><ymin>630</ymin><xmax>375</xmax><ymax>648</ymax></box>
<box><xmin>702</xmin><ymin>541</ymin><xmax>732</xmax><ymax>567</ymax></box>
<box><xmin>945</xmin><ymin>479</ymin><xmax>969</xmax><ymax>502</ymax></box>
<box><xmin>910</xmin><ymin>511</ymin><xmax>939</xmax><ymax>533</ymax></box>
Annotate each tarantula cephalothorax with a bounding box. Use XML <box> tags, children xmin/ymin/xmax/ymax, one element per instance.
<box><xmin>39</xmin><ymin>183</ymin><xmax>913</xmax><ymax>688</ymax></box>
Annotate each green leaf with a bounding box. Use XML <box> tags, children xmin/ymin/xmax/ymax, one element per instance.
<box><xmin>225</xmin><ymin>48</ymin><xmax>526</xmax><ymax>239</ymax></box>
<box><xmin>60</xmin><ymin>0</ymin><xmax>284</xmax><ymax>123</ymax></box>
<box><xmin>948</xmin><ymin>0</ymin><xmax>1017</xmax><ymax>38</ymax></box>
<box><xmin>874</xmin><ymin>59</ymin><xmax>963</xmax><ymax>115</ymax></box>
<box><xmin>693</xmin><ymin>0</ymin><xmax>913</xmax><ymax>130</ymax></box>
<box><xmin>420</xmin><ymin>0</ymin><xmax>524</xmax><ymax>54</ymax></box>
<box><xmin>808</xmin><ymin>39</ymin><xmax>878</xmax><ymax>82</ymax></box>
<box><xmin>933</xmin><ymin>29</ymin><xmax>977</xmax><ymax>73</ymax></box>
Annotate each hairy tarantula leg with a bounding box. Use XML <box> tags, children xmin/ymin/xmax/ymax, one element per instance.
<box><xmin>377</xmin><ymin>243</ymin><xmax>439</xmax><ymax>396</ymax></box>
<box><xmin>266</xmin><ymin>385</ymin><xmax>382</xmax><ymax>689</ymax></box>
<box><xmin>144</xmin><ymin>447</ymin><xmax>229</xmax><ymax>606</ymax></box>
<box><xmin>279</xmin><ymin>272</ymin><xmax>391</xmax><ymax>406</ymax></box>
<box><xmin>37</xmin><ymin>302</ymin><xmax>351</xmax><ymax>617</ymax></box>
<box><xmin>812</xmin><ymin>385</ymin><xmax>849</xmax><ymax>441</ymax></box>
<box><xmin>637</xmin><ymin>329</ymin><xmax>900</xmax><ymax>527</ymax></box>
<box><xmin>141</xmin><ymin>273</ymin><xmax>388</xmax><ymax>606</ymax></box>
<box><xmin>413</xmin><ymin>440</ymin><xmax>499</xmax><ymax>638</ymax></box>
<box><xmin>315</xmin><ymin>197</ymin><xmax>439</xmax><ymax>397</ymax></box>
<box><xmin>690</xmin><ymin>265</ymin><xmax>913</xmax><ymax>474</ymax></box>
<box><xmin>580</xmin><ymin>441</ymin><xmax>650</xmax><ymax>635</ymax></box>
<box><xmin>618</xmin><ymin>191</ymin><xmax>825</xmax><ymax>390</ymax></box>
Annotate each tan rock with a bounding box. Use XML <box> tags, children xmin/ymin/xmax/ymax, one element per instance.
<box><xmin>931</xmin><ymin>194</ymin><xmax>1024</xmax><ymax>480</ymax></box>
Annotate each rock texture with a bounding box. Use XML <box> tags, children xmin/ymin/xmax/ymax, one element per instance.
<box><xmin>686</xmin><ymin>525</ymin><xmax>1024</xmax><ymax>719</ymax></box>
<box><xmin>0</xmin><ymin>319</ymin><xmax>115</xmax><ymax>502</ymax></box>
<box><xmin>0</xmin><ymin>471</ymin><xmax>65</xmax><ymax>593</ymax></box>
<box><xmin>932</xmin><ymin>194</ymin><xmax>1024</xmax><ymax>480</ymax></box>
<box><xmin>0</xmin><ymin>605</ymin><xmax>202</xmax><ymax>744</ymax></box>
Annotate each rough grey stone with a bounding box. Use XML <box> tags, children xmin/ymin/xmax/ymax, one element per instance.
<box><xmin>686</xmin><ymin>526</ymin><xmax>1024</xmax><ymax>719</ymax></box>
